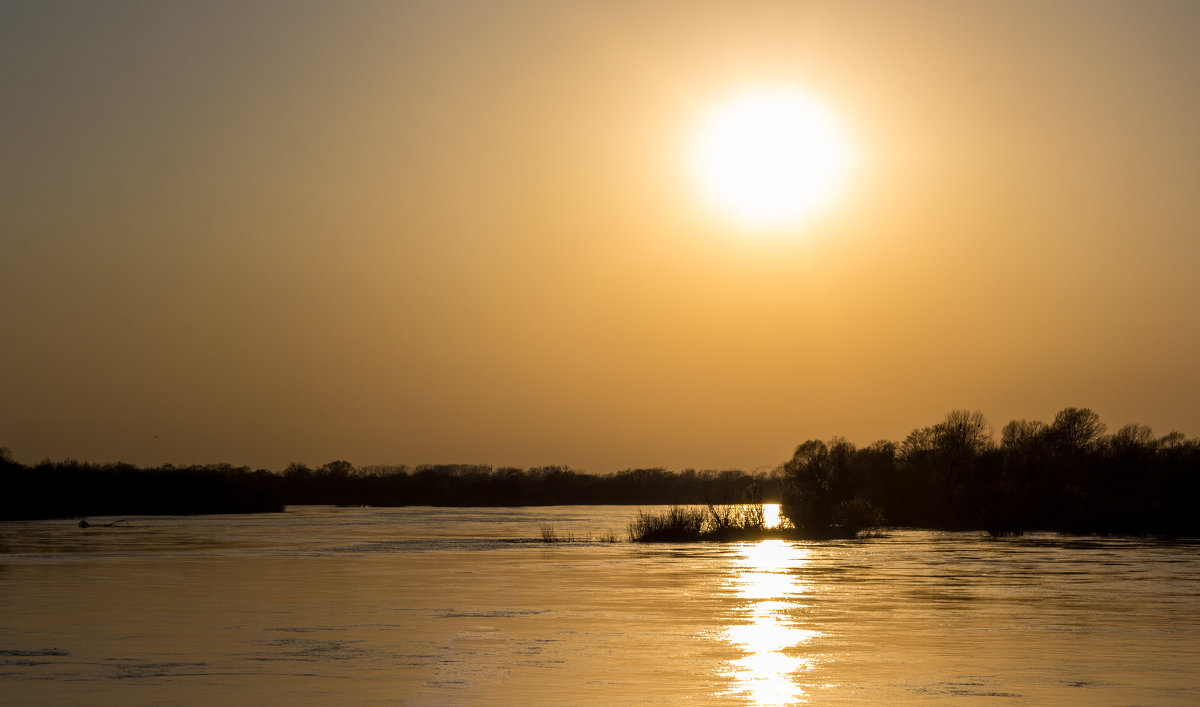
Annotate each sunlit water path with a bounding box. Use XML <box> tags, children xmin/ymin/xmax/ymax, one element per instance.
<box><xmin>2</xmin><ymin>506</ymin><xmax>1199</xmax><ymax>705</ymax></box>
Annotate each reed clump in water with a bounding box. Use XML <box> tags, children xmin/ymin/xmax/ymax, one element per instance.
<box><xmin>701</xmin><ymin>502</ymin><xmax>770</xmax><ymax>541</ymax></box>
<box><xmin>627</xmin><ymin>504</ymin><xmax>773</xmax><ymax>542</ymax></box>
<box><xmin>627</xmin><ymin>506</ymin><xmax>706</xmax><ymax>542</ymax></box>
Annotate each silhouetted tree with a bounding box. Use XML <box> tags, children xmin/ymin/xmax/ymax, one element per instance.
<box><xmin>780</xmin><ymin>440</ymin><xmax>832</xmax><ymax>534</ymax></box>
<box><xmin>935</xmin><ymin>409</ymin><xmax>993</xmax><ymax>456</ymax></box>
<box><xmin>928</xmin><ymin>409</ymin><xmax>993</xmax><ymax>527</ymax></box>
<box><xmin>778</xmin><ymin>438</ymin><xmax>885</xmax><ymax>537</ymax></box>
<box><xmin>1049</xmin><ymin>407</ymin><xmax>1106</xmax><ymax>454</ymax></box>
<box><xmin>1000</xmin><ymin>419</ymin><xmax>1048</xmax><ymax>451</ymax></box>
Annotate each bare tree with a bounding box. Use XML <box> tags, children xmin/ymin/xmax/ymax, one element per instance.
<box><xmin>1049</xmin><ymin>407</ymin><xmax>1106</xmax><ymax>453</ymax></box>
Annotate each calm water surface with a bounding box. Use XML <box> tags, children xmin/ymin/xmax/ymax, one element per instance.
<box><xmin>2</xmin><ymin>506</ymin><xmax>1199</xmax><ymax>705</ymax></box>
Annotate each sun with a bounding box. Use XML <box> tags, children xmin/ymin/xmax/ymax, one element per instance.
<box><xmin>690</xmin><ymin>88</ymin><xmax>851</xmax><ymax>229</ymax></box>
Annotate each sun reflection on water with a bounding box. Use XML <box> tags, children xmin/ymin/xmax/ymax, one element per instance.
<box><xmin>763</xmin><ymin>503</ymin><xmax>782</xmax><ymax>529</ymax></box>
<box><xmin>724</xmin><ymin>540</ymin><xmax>818</xmax><ymax>705</ymax></box>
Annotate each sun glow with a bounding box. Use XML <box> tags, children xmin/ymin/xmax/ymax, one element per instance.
<box><xmin>762</xmin><ymin>503</ymin><xmax>782</xmax><ymax>529</ymax></box>
<box><xmin>691</xmin><ymin>88</ymin><xmax>851</xmax><ymax>229</ymax></box>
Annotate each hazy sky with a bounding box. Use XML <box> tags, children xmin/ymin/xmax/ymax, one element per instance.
<box><xmin>3</xmin><ymin>1</ymin><xmax>1199</xmax><ymax>473</ymax></box>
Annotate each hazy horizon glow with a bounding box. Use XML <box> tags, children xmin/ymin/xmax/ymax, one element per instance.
<box><xmin>3</xmin><ymin>1</ymin><xmax>1199</xmax><ymax>472</ymax></box>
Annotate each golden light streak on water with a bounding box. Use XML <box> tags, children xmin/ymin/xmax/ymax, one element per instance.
<box><xmin>724</xmin><ymin>540</ymin><xmax>820</xmax><ymax>705</ymax></box>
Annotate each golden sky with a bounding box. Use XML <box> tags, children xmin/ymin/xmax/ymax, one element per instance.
<box><xmin>3</xmin><ymin>1</ymin><xmax>1199</xmax><ymax>472</ymax></box>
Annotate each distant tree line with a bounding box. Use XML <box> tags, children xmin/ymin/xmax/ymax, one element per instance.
<box><xmin>0</xmin><ymin>449</ymin><xmax>284</xmax><ymax>520</ymax></box>
<box><xmin>279</xmin><ymin>463</ymin><xmax>775</xmax><ymax>508</ymax></box>
<box><xmin>778</xmin><ymin>407</ymin><xmax>1200</xmax><ymax>537</ymax></box>
<box><xmin>5</xmin><ymin>406</ymin><xmax>1199</xmax><ymax>537</ymax></box>
<box><xmin>0</xmin><ymin>447</ymin><xmax>773</xmax><ymax>520</ymax></box>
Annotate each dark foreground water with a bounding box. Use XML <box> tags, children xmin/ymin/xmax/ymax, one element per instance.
<box><xmin>1</xmin><ymin>506</ymin><xmax>1199</xmax><ymax>705</ymax></box>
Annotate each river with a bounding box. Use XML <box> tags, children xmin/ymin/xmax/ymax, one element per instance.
<box><xmin>2</xmin><ymin>505</ymin><xmax>1198</xmax><ymax>705</ymax></box>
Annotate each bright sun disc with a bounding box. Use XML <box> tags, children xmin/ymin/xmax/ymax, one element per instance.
<box><xmin>691</xmin><ymin>88</ymin><xmax>851</xmax><ymax>228</ymax></box>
